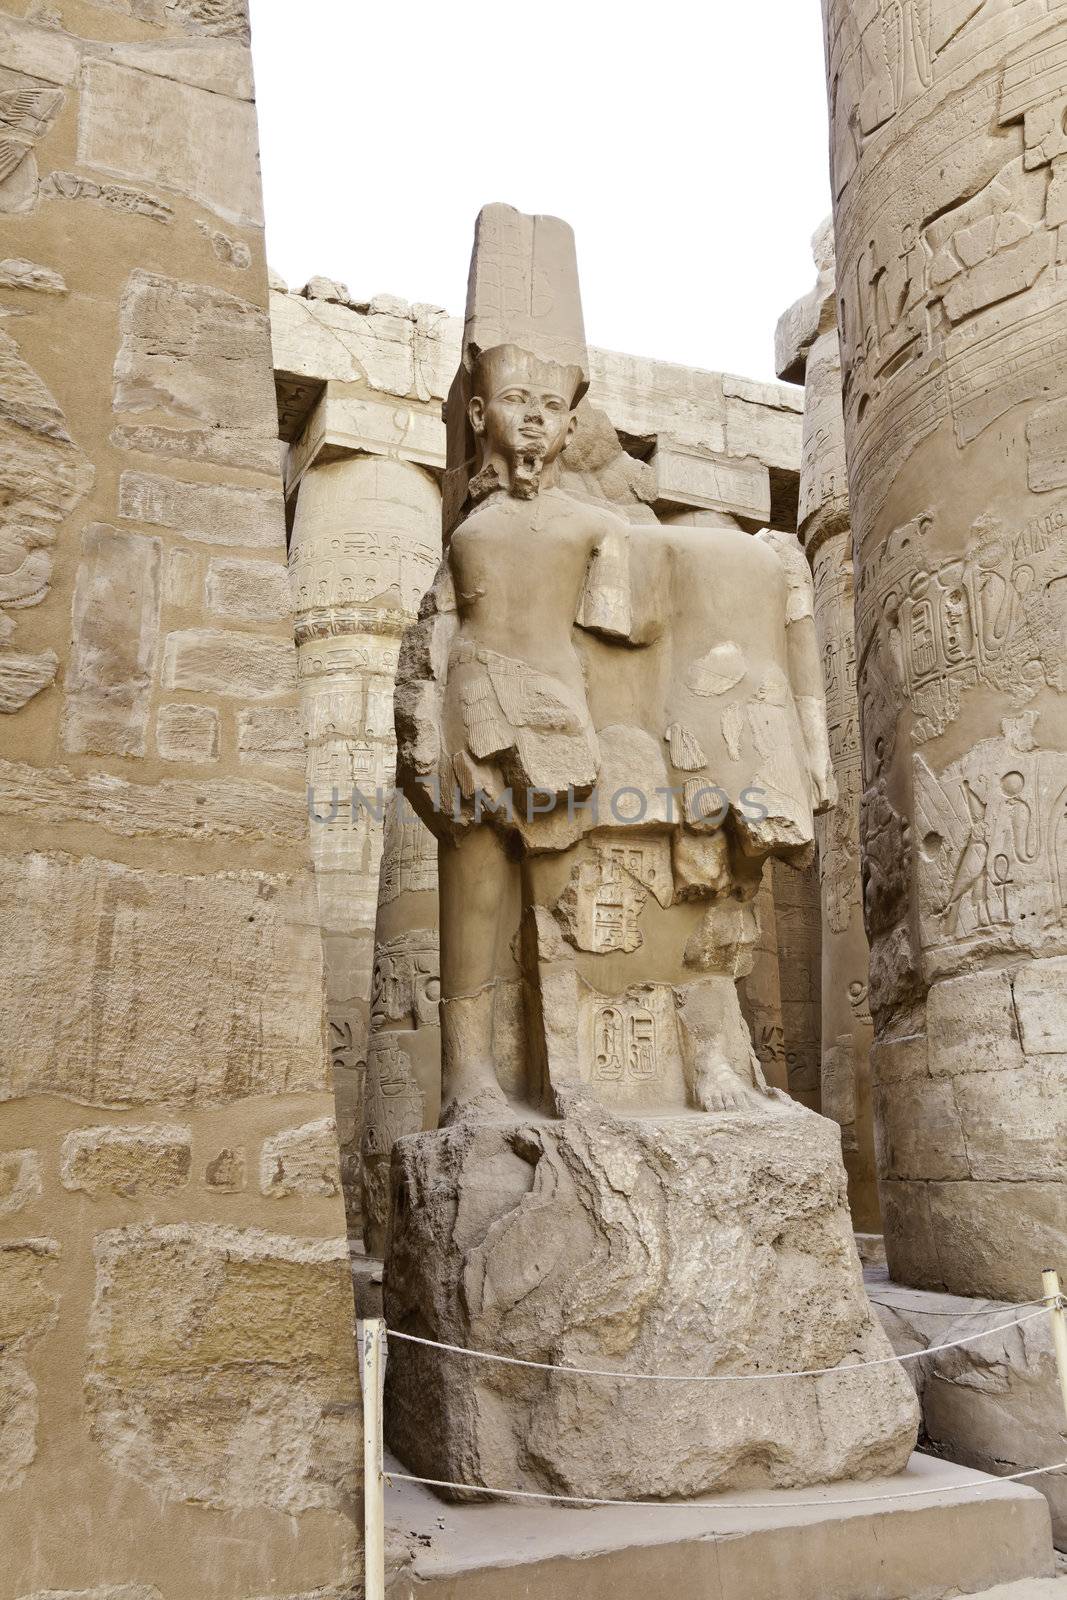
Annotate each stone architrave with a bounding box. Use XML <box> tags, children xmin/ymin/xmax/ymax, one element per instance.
<box><xmin>777</xmin><ymin>219</ymin><xmax>880</xmax><ymax>1230</ymax></box>
<box><xmin>289</xmin><ymin>452</ymin><xmax>441</xmax><ymax>1230</ymax></box>
<box><xmin>822</xmin><ymin>0</ymin><xmax>1067</xmax><ymax>1298</ymax></box>
<box><xmin>384</xmin><ymin>203</ymin><xmax>918</xmax><ymax>1500</ymax></box>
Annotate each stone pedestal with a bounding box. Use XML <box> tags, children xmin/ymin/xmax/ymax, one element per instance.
<box><xmin>386</xmin><ymin>1453</ymin><xmax>1056</xmax><ymax>1600</ymax></box>
<box><xmin>384</xmin><ymin>1101</ymin><xmax>918</xmax><ymax>1500</ymax></box>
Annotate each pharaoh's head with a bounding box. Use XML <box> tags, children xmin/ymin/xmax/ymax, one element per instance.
<box><xmin>468</xmin><ymin>344</ymin><xmax>583</xmax><ymax>501</ymax></box>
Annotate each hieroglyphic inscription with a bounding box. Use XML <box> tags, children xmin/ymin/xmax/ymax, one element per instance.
<box><xmin>915</xmin><ymin>711</ymin><xmax>1067</xmax><ymax>973</ymax></box>
<box><xmin>857</xmin><ymin>506</ymin><xmax>1067</xmax><ymax>742</ymax></box>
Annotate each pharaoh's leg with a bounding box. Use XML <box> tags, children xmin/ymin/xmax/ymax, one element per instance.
<box><xmin>438</xmin><ymin>826</ymin><xmax>514</xmax><ymax>1124</ymax></box>
<box><xmin>676</xmin><ymin>975</ymin><xmax>770</xmax><ymax>1112</ymax></box>
<box><xmin>674</xmin><ymin>842</ymin><xmax>773</xmax><ymax>1113</ymax></box>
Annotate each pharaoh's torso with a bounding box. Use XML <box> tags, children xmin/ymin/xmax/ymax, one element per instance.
<box><xmin>447</xmin><ymin>488</ymin><xmax>611</xmax><ymax>697</ymax></box>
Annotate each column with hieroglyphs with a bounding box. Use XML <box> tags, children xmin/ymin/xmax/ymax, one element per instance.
<box><xmin>288</xmin><ymin>450</ymin><xmax>442</xmax><ymax>1222</ymax></box>
<box><xmin>822</xmin><ymin>0</ymin><xmax>1067</xmax><ymax>1296</ymax></box>
<box><xmin>778</xmin><ymin>220</ymin><xmax>880</xmax><ymax>1230</ymax></box>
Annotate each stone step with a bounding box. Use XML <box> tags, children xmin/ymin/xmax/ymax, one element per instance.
<box><xmin>384</xmin><ymin>1452</ymin><xmax>1056</xmax><ymax>1600</ymax></box>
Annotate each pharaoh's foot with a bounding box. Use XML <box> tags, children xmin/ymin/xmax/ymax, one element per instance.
<box><xmin>694</xmin><ymin>1058</ymin><xmax>771</xmax><ymax>1114</ymax></box>
<box><xmin>440</xmin><ymin>1073</ymin><xmax>510</xmax><ymax>1127</ymax></box>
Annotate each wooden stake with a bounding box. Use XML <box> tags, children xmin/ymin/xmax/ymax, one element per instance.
<box><xmin>359</xmin><ymin>1317</ymin><xmax>387</xmax><ymax>1600</ymax></box>
<box><xmin>1042</xmin><ymin>1270</ymin><xmax>1067</xmax><ymax>1428</ymax></box>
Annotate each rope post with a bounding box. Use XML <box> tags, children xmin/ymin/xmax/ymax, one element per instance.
<box><xmin>1043</xmin><ymin>1270</ymin><xmax>1067</xmax><ymax>1429</ymax></box>
<box><xmin>359</xmin><ymin>1317</ymin><xmax>387</xmax><ymax>1600</ymax></box>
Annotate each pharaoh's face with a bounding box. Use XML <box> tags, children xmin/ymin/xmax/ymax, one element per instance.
<box><xmin>474</xmin><ymin>380</ymin><xmax>572</xmax><ymax>470</ymax></box>
<box><xmin>468</xmin><ymin>352</ymin><xmax>578</xmax><ymax>498</ymax></box>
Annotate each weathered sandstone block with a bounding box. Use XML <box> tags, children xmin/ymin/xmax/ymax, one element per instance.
<box><xmin>162</xmin><ymin>628</ymin><xmax>296</xmax><ymax>698</ymax></box>
<box><xmin>155</xmin><ymin>702</ymin><xmax>220</xmax><ymax>762</ymax></box>
<box><xmin>260</xmin><ymin>1118</ymin><xmax>342</xmax><ymax>1199</ymax></box>
<box><xmin>0</xmin><ymin>1359</ymin><xmax>38</xmax><ymax>1493</ymax></box>
<box><xmin>0</xmin><ymin>1238</ymin><xmax>60</xmax><ymax>1351</ymax></box>
<box><xmin>86</xmin><ymin>1225</ymin><xmax>359</xmax><ymax>1513</ymax></box>
<box><xmin>60</xmin><ymin>1125</ymin><xmax>192</xmax><ymax>1197</ymax></box>
<box><xmin>236</xmin><ymin>705</ymin><xmax>304</xmax><ymax>769</ymax></box>
<box><xmin>119</xmin><ymin>472</ymin><xmax>286</xmax><ymax>549</ymax></box>
<box><xmin>0</xmin><ymin>1149</ymin><xmax>42</xmax><ymax>1217</ymax></box>
<box><xmin>206</xmin><ymin>556</ymin><xmax>292</xmax><ymax>620</ymax></box>
<box><xmin>0</xmin><ymin>853</ymin><xmax>327</xmax><ymax>1106</ymax></box>
<box><xmin>874</xmin><ymin>1279</ymin><xmax>1067</xmax><ymax>1544</ymax></box>
<box><xmin>77</xmin><ymin>60</ymin><xmax>262</xmax><ymax>226</ymax></box>
<box><xmin>62</xmin><ymin>525</ymin><xmax>161</xmax><ymax>757</ymax></box>
<box><xmin>385</xmin><ymin>1103</ymin><xmax>918</xmax><ymax>1499</ymax></box>
<box><xmin>113</xmin><ymin>271</ymin><xmax>277</xmax><ymax>439</ymax></box>
<box><xmin>204</xmin><ymin>1147</ymin><xmax>245</xmax><ymax>1192</ymax></box>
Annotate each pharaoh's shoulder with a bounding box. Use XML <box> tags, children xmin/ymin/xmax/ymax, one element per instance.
<box><xmin>754</xmin><ymin>528</ymin><xmax>814</xmax><ymax>623</ymax></box>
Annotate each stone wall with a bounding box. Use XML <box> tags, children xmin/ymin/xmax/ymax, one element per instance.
<box><xmin>0</xmin><ymin>6</ymin><xmax>359</xmax><ymax>1597</ymax></box>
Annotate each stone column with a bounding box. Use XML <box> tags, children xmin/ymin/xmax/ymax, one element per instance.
<box><xmin>289</xmin><ymin>453</ymin><xmax>441</xmax><ymax>1224</ymax></box>
<box><xmin>822</xmin><ymin>0</ymin><xmax>1067</xmax><ymax>1297</ymax></box>
<box><xmin>778</xmin><ymin>222</ymin><xmax>880</xmax><ymax>1229</ymax></box>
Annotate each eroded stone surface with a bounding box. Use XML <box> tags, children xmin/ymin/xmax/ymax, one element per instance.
<box><xmin>86</xmin><ymin>1226</ymin><xmax>358</xmax><ymax>1513</ymax></box>
<box><xmin>62</xmin><ymin>525</ymin><xmax>161</xmax><ymax>757</ymax></box>
<box><xmin>155</xmin><ymin>701</ymin><xmax>220</xmax><ymax>762</ymax></box>
<box><xmin>0</xmin><ymin>1149</ymin><xmax>42</xmax><ymax>1217</ymax></box>
<box><xmin>0</xmin><ymin>853</ymin><xmax>327</xmax><ymax>1106</ymax></box>
<box><xmin>0</xmin><ymin>1238</ymin><xmax>60</xmax><ymax>1351</ymax></box>
<box><xmin>113</xmin><ymin>271</ymin><xmax>277</xmax><ymax>439</ymax></box>
<box><xmin>162</xmin><ymin>628</ymin><xmax>296</xmax><ymax>698</ymax></box>
<box><xmin>259</xmin><ymin>1118</ymin><xmax>341</xmax><ymax>1198</ymax></box>
<box><xmin>0</xmin><ymin>1359</ymin><xmax>38</xmax><ymax>1493</ymax></box>
<box><xmin>119</xmin><ymin>472</ymin><xmax>286</xmax><ymax>549</ymax></box>
<box><xmin>78</xmin><ymin>60</ymin><xmax>262</xmax><ymax>226</ymax></box>
<box><xmin>206</xmin><ymin>556</ymin><xmax>292</xmax><ymax>619</ymax></box>
<box><xmin>386</xmin><ymin>1104</ymin><xmax>918</xmax><ymax>1497</ymax></box>
<box><xmin>872</xmin><ymin>1276</ymin><xmax>1067</xmax><ymax>1544</ymax></box>
<box><xmin>60</xmin><ymin>1125</ymin><xmax>192</xmax><ymax>1197</ymax></box>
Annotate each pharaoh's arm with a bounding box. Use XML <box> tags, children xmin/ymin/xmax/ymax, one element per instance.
<box><xmin>393</xmin><ymin>557</ymin><xmax>459</xmax><ymax>835</ymax></box>
<box><xmin>756</xmin><ymin>528</ymin><xmax>837</xmax><ymax>814</ymax></box>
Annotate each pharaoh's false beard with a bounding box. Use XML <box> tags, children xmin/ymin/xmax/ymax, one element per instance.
<box><xmin>469</xmin><ymin>450</ymin><xmax>547</xmax><ymax>504</ymax></box>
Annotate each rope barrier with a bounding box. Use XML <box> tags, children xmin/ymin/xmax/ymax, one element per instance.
<box><xmin>384</xmin><ymin>1302</ymin><xmax>1054</xmax><ymax>1383</ymax></box>
<box><xmin>361</xmin><ymin>1273</ymin><xmax>1067</xmax><ymax>1595</ymax></box>
<box><xmin>384</xmin><ymin>1457</ymin><xmax>1067</xmax><ymax>1512</ymax></box>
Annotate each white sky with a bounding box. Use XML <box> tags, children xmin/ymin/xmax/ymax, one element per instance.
<box><xmin>249</xmin><ymin>0</ymin><xmax>831</xmax><ymax>384</ymax></box>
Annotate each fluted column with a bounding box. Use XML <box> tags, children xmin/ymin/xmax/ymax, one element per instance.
<box><xmin>290</xmin><ymin>455</ymin><xmax>441</xmax><ymax>1223</ymax></box>
<box><xmin>822</xmin><ymin>0</ymin><xmax>1067</xmax><ymax>1296</ymax></box>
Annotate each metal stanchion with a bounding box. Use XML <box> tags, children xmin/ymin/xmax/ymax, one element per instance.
<box><xmin>359</xmin><ymin>1317</ymin><xmax>387</xmax><ymax>1600</ymax></box>
<box><xmin>1042</xmin><ymin>1269</ymin><xmax>1067</xmax><ymax>1427</ymax></box>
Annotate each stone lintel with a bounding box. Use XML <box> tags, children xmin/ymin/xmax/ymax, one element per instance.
<box><xmin>652</xmin><ymin>440</ymin><xmax>771</xmax><ymax>526</ymax></box>
<box><xmin>285</xmin><ymin>385</ymin><xmax>446</xmax><ymax>498</ymax></box>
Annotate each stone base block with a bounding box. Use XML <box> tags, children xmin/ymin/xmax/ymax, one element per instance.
<box><xmin>384</xmin><ymin>1452</ymin><xmax>1055</xmax><ymax>1600</ymax></box>
<box><xmin>384</xmin><ymin>1101</ymin><xmax>918</xmax><ymax>1498</ymax></box>
<box><xmin>870</xmin><ymin>1272</ymin><xmax>1067</xmax><ymax>1549</ymax></box>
